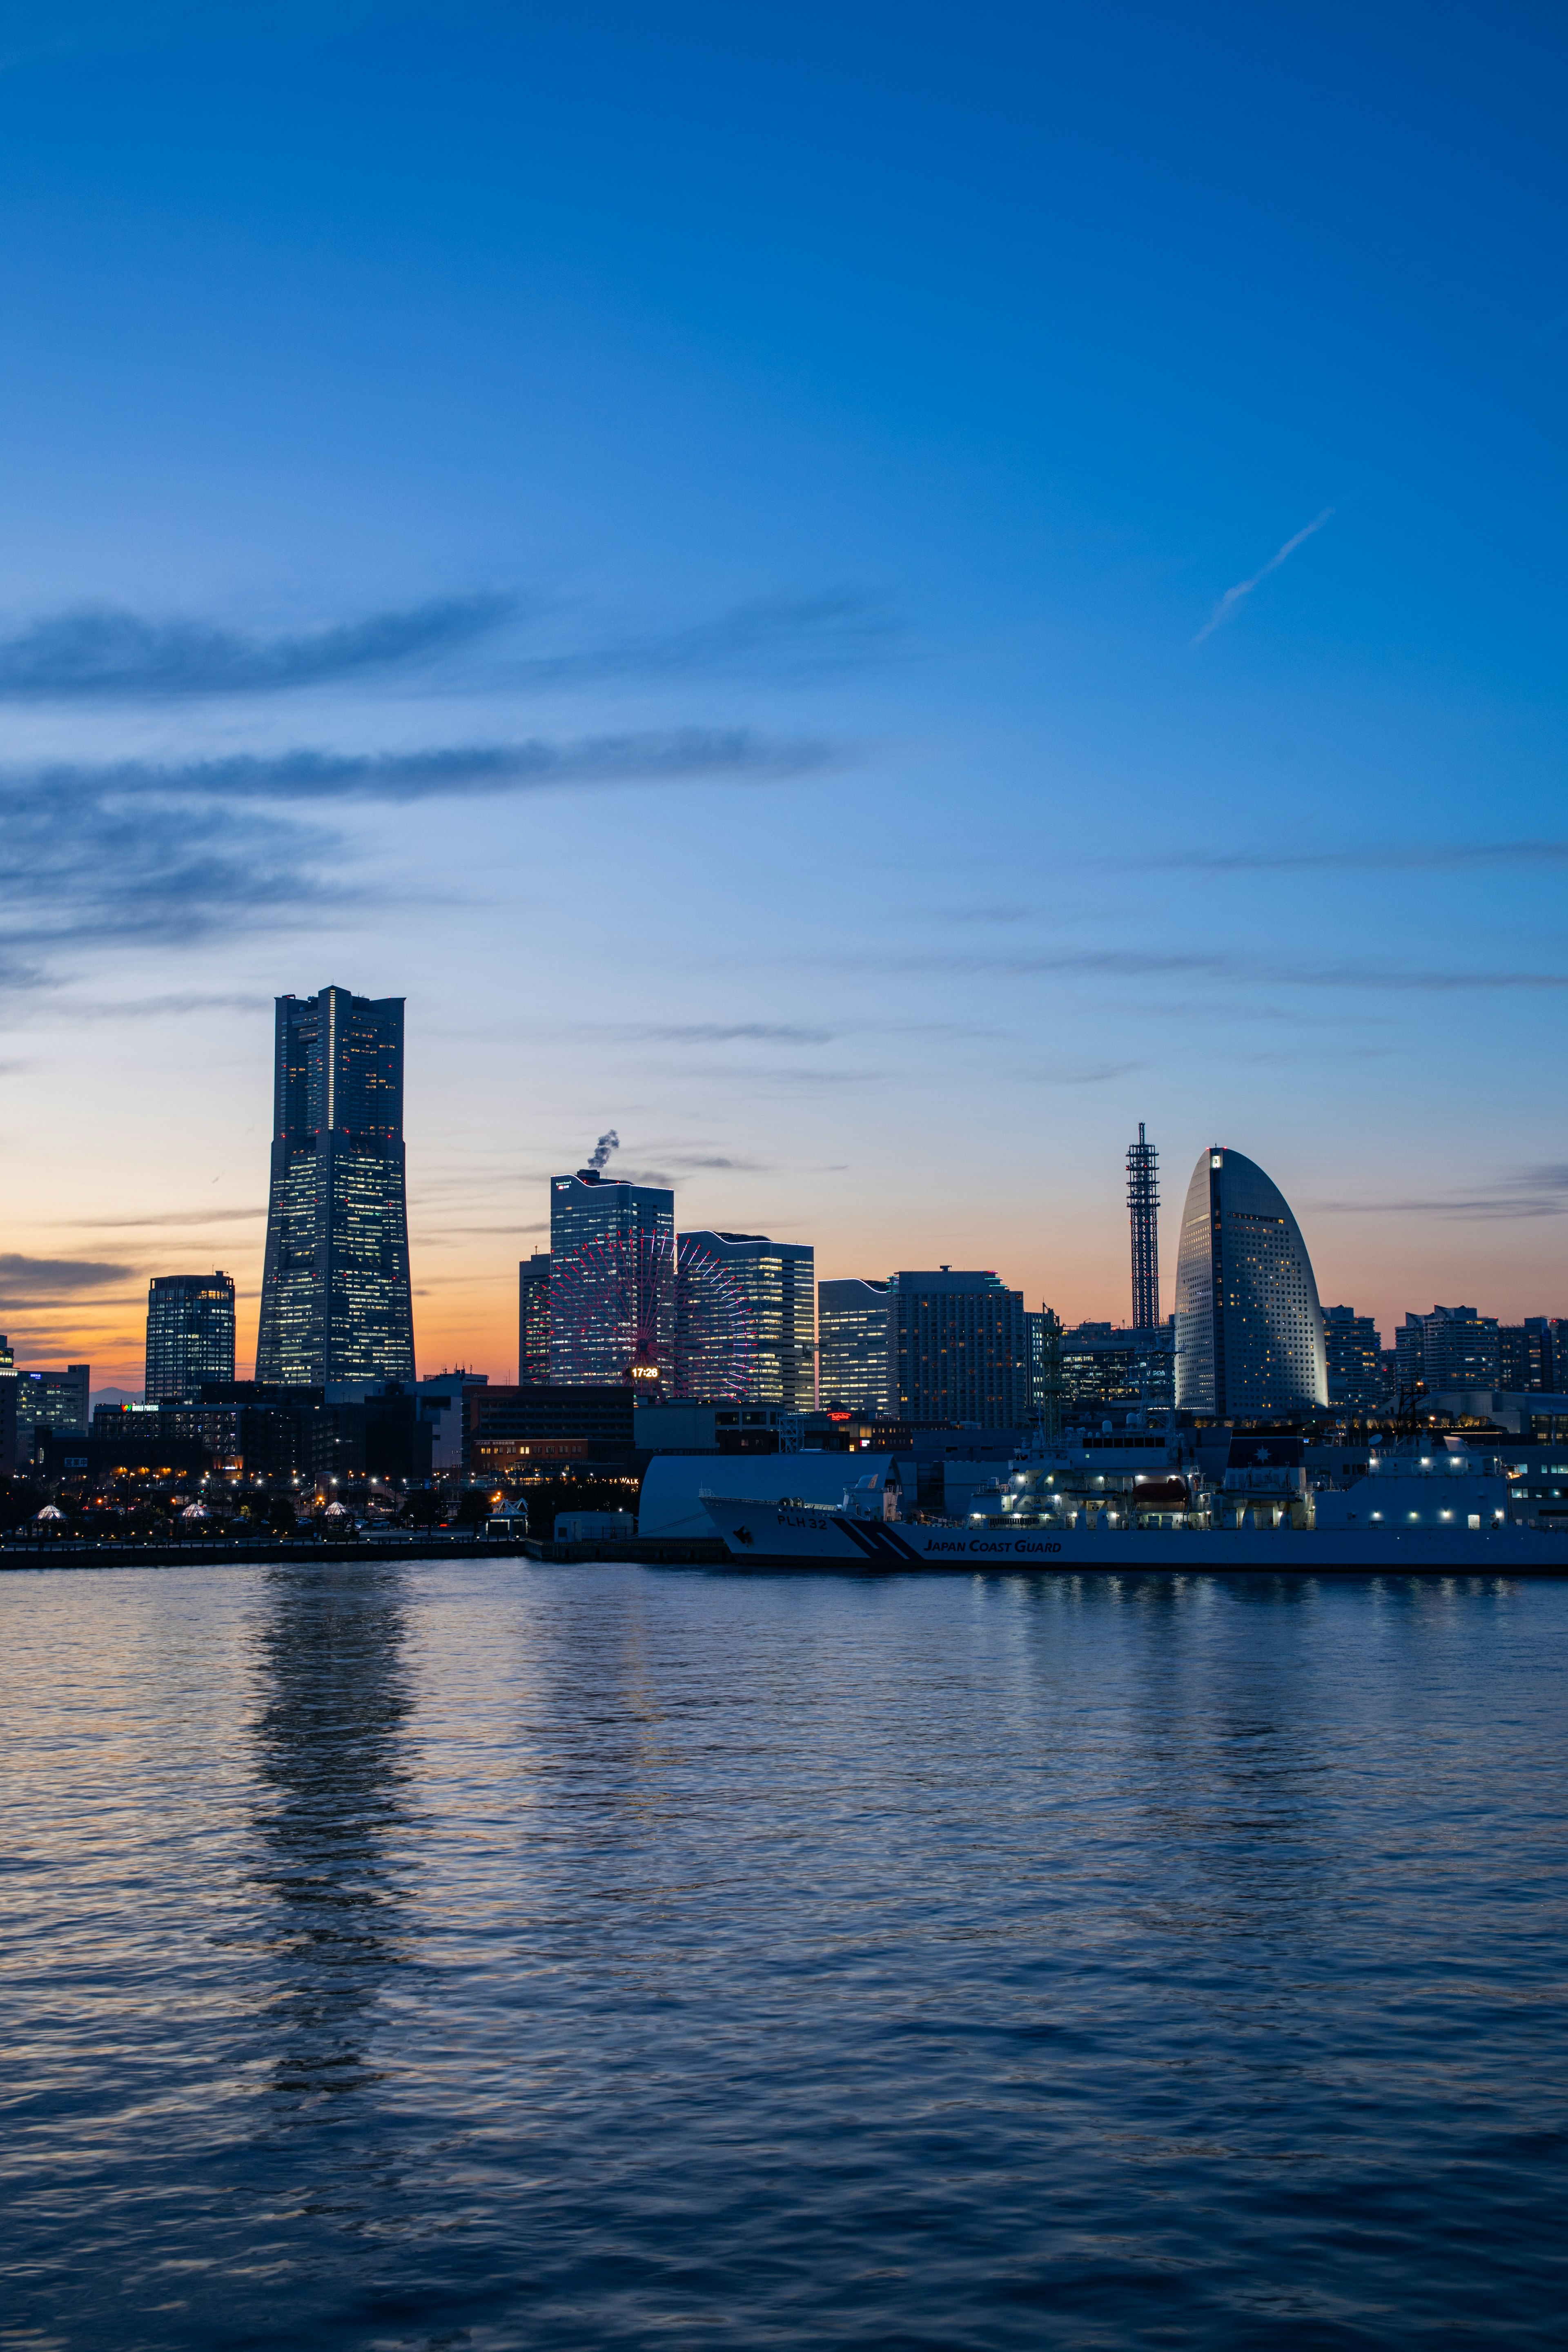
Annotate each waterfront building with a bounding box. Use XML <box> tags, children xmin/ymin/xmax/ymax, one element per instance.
<box><xmin>15</xmin><ymin>1364</ymin><xmax>91</xmax><ymax>1463</ymax></box>
<box><xmin>548</xmin><ymin>1164</ymin><xmax>675</xmax><ymax>1385</ymax></box>
<box><xmin>888</xmin><ymin>1269</ymin><xmax>1029</xmax><ymax>1428</ymax></box>
<box><xmin>676</xmin><ymin>1232</ymin><xmax>815</xmax><ymax>1408</ymax></box>
<box><xmin>1173</xmin><ymin>1147</ymin><xmax>1328</xmax><ymax>1417</ymax></box>
<box><xmin>1127</xmin><ymin>1123</ymin><xmax>1161</xmax><ymax>1329</ymax></box>
<box><xmin>321</xmin><ymin>1367</ymin><xmax>488</xmax><ymax>1472</ymax></box>
<box><xmin>464</xmin><ymin>1382</ymin><xmax>639</xmax><ymax>1477</ymax></box>
<box><xmin>1394</xmin><ymin>1306</ymin><xmax>1500</xmax><ymax>1401</ymax></box>
<box><xmin>0</xmin><ymin>1337</ymin><xmax>13</xmax><ymax>1476</ymax></box>
<box><xmin>144</xmin><ymin>1272</ymin><xmax>236</xmax><ymax>1403</ymax></box>
<box><xmin>817</xmin><ymin>1278</ymin><xmax>893</xmax><ymax>1414</ymax></box>
<box><xmin>1323</xmin><ymin>1305</ymin><xmax>1384</xmax><ymax>1414</ymax></box>
<box><xmin>256</xmin><ymin>987</ymin><xmax>414</xmax><ymax>1388</ymax></box>
<box><xmin>518</xmin><ymin>1251</ymin><xmax>552</xmax><ymax>1381</ymax></box>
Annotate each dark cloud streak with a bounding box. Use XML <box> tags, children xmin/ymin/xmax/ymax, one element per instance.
<box><xmin>0</xmin><ymin>592</ymin><xmax>515</xmax><ymax>701</ymax></box>
<box><xmin>0</xmin><ymin>728</ymin><xmax>833</xmax><ymax>972</ymax></box>
<box><xmin>0</xmin><ymin>1252</ymin><xmax>136</xmax><ymax>1290</ymax></box>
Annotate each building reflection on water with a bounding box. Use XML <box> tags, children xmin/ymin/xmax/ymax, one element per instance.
<box><xmin>246</xmin><ymin>1560</ymin><xmax>416</xmax><ymax>2107</ymax></box>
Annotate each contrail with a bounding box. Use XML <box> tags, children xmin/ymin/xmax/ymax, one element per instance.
<box><xmin>1192</xmin><ymin>507</ymin><xmax>1335</xmax><ymax>644</ymax></box>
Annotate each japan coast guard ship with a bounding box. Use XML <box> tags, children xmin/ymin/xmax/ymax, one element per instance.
<box><xmin>698</xmin><ymin>1434</ymin><xmax>1568</xmax><ymax>1574</ymax></box>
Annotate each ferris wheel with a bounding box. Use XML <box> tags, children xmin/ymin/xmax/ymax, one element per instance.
<box><xmin>673</xmin><ymin>1238</ymin><xmax>759</xmax><ymax>1399</ymax></box>
<box><xmin>551</xmin><ymin>1225</ymin><xmax>675</xmax><ymax>1381</ymax></box>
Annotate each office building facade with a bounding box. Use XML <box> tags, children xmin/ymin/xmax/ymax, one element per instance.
<box><xmin>1323</xmin><ymin>1305</ymin><xmax>1384</xmax><ymax>1414</ymax></box>
<box><xmin>889</xmin><ymin>1269</ymin><xmax>1030</xmax><ymax>1428</ymax></box>
<box><xmin>519</xmin><ymin>1250</ymin><xmax>552</xmax><ymax>1381</ymax></box>
<box><xmin>548</xmin><ymin>1166</ymin><xmax>675</xmax><ymax>1385</ymax></box>
<box><xmin>256</xmin><ymin>987</ymin><xmax>415</xmax><ymax>1387</ymax></box>
<box><xmin>144</xmin><ymin>1272</ymin><xmax>236</xmax><ymax>1403</ymax></box>
<box><xmin>818</xmin><ymin>1278</ymin><xmax>893</xmax><ymax>1413</ymax></box>
<box><xmin>1394</xmin><ymin>1306</ymin><xmax>1501</xmax><ymax>1400</ymax></box>
<box><xmin>1174</xmin><ymin>1146</ymin><xmax>1328</xmax><ymax>1417</ymax></box>
<box><xmin>1059</xmin><ymin>1319</ymin><xmax>1175</xmax><ymax>1417</ymax></box>
<box><xmin>1498</xmin><ymin>1318</ymin><xmax>1561</xmax><ymax>1394</ymax></box>
<box><xmin>675</xmin><ymin>1231</ymin><xmax>815</xmax><ymax>1408</ymax></box>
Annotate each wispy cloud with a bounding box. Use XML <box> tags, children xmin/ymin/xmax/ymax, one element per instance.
<box><xmin>1192</xmin><ymin>508</ymin><xmax>1334</xmax><ymax>644</ymax></box>
<box><xmin>841</xmin><ymin>943</ymin><xmax>1568</xmax><ymax>994</ymax></box>
<box><xmin>505</xmin><ymin>590</ymin><xmax>899</xmax><ymax>686</ymax></box>
<box><xmin>665</xmin><ymin>1154</ymin><xmax>771</xmax><ymax>1172</ymax></box>
<box><xmin>29</xmin><ymin>992</ymin><xmax>274</xmax><ymax>1022</ymax></box>
<box><xmin>614</xmin><ymin>1022</ymin><xmax>836</xmax><ymax>1046</ymax></box>
<box><xmin>1309</xmin><ymin>1166</ymin><xmax>1568</xmax><ymax>1221</ymax></box>
<box><xmin>0</xmin><ymin>727</ymin><xmax>834</xmax><ymax>973</ymax></box>
<box><xmin>0</xmin><ymin>584</ymin><xmax>896</xmax><ymax>702</ymax></box>
<box><xmin>1167</xmin><ymin>839</ymin><xmax>1568</xmax><ymax>875</ymax></box>
<box><xmin>72</xmin><ymin>1207</ymin><xmax>265</xmax><ymax>1228</ymax></box>
<box><xmin>0</xmin><ymin>593</ymin><xmax>514</xmax><ymax>701</ymax></box>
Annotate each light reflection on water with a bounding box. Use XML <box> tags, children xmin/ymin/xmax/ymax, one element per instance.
<box><xmin>2</xmin><ymin>1561</ymin><xmax>1566</xmax><ymax>2350</ymax></box>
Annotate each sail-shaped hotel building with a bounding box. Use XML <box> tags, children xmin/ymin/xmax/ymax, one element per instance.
<box><xmin>1173</xmin><ymin>1145</ymin><xmax>1328</xmax><ymax>1417</ymax></box>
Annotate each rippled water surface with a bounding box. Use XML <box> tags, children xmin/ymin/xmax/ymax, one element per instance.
<box><xmin>3</xmin><ymin>1561</ymin><xmax>1567</xmax><ymax>2350</ymax></box>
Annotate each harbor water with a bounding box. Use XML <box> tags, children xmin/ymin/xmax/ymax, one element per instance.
<box><xmin>2</xmin><ymin>1559</ymin><xmax>1566</xmax><ymax>2348</ymax></box>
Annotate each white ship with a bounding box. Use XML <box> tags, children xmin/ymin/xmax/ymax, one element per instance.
<box><xmin>697</xmin><ymin>1434</ymin><xmax>1568</xmax><ymax>1574</ymax></box>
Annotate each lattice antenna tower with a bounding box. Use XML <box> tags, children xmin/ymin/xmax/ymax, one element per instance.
<box><xmin>1127</xmin><ymin>1121</ymin><xmax>1160</xmax><ymax>1332</ymax></box>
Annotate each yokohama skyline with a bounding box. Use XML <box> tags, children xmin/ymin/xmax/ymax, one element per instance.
<box><xmin>1</xmin><ymin>8</ymin><xmax>1564</xmax><ymax>1385</ymax></box>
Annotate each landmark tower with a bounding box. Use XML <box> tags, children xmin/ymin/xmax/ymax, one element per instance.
<box><xmin>255</xmin><ymin>987</ymin><xmax>414</xmax><ymax>1387</ymax></box>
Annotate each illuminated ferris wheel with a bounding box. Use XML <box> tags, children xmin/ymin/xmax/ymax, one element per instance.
<box><xmin>673</xmin><ymin>1239</ymin><xmax>759</xmax><ymax>1399</ymax></box>
<box><xmin>551</xmin><ymin>1225</ymin><xmax>675</xmax><ymax>1382</ymax></box>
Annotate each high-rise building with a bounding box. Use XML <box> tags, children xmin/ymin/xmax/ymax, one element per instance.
<box><xmin>0</xmin><ymin>1336</ymin><xmax>14</xmax><ymax>1476</ymax></box>
<box><xmin>548</xmin><ymin>1163</ymin><xmax>675</xmax><ymax>1385</ymax></box>
<box><xmin>1498</xmin><ymin>1318</ymin><xmax>1559</xmax><ymax>1393</ymax></box>
<box><xmin>1322</xmin><ymin>1305</ymin><xmax>1383</xmax><ymax>1414</ymax></box>
<box><xmin>519</xmin><ymin>1251</ymin><xmax>552</xmax><ymax>1381</ymax></box>
<box><xmin>1173</xmin><ymin>1147</ymin><xmax>1327</xmax><ymax>1417</ymax></box>
<box><xmin>256</xmin><ymin>988</ymin><xmax>414</xmax><ymax>1388</ymax></box>
<box><xmin>1127</xmin><ymin>1123</ymin><xmax>1160</xmax><ymax>1330</ymax></box>
<box><xmin>675</xmin><ymin>1232</ymin><xmax>815</xmax><ymax>1408</ymax></box>
<box><xmin>888</xmin><ymin>1270</ymin><xmax>1030</xmax><ymax>1428</ymax></box>
<box><xmin>15</xmin><ymin>1364</ymin><xmax>91</xmax><ymax>1462</ymax></box>
<box><xmin>144</xmin><ymin>1272</ymin><xmax>237</xmax><ymax>1403</ymax></box>
<box><xmin>1394</xmin><ymin>1307</ymin><xmax>1500</xmax><ymax>1399</ymax></box>
<box><xmin>817</xmin><ymin>1278</ymin><xmax>893</xmax><ymax>1413</ymax></box>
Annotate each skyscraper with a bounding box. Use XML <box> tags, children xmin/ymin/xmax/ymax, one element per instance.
<box><xmin>518</xmin><ymin>1250</ymin><xmax>552</xmax><ymax>1381</ymax></box>
<box><xmin>1173</xmin><ymin>1146</ymin><xmax>1327</xmax><ymax>1417</ymax></box>
<box><xmin>548</xmin><ymin>1154</ymin><xmax>675</xmax><ymax>1385</ymax></box>
<box><xmin>255</xmin><ymin>988</ymin><xmax>414</xmax><ymax>1388</ymax></box>
<box><xmin>817</xmin><ymin>1277</ymin><xmax>893</xmax><ymax>1414</ymax></box>
<box><xmin>889</xmin><ymin>1270</ymin><xmax>1030</xmax><ymax>1428</ymax></box>
<box><xmin>145</xmin><ymin>1272</ymin><xmax>237</xmax><ymax>1402</ymax></box>
<box><xmin>675</xmin><ymin>1232</ymin><xmax>815</xmax><ymax>1408</ymax></box>
<box><xmin>1126</xmin><ymin>1122</ymin><xmax>1160</xmax><ymax>1330</ymax></box>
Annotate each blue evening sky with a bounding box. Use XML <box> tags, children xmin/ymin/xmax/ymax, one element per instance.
<box><xmin>1</xmin><ymin>1</ymin><xmax>1564</xmax><ymax>1380</ymax></box>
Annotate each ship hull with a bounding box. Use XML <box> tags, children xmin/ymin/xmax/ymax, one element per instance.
<box><xmin>700</xmin><ymin>1499</ymin><xmax>1568</xmax><ymax>1575</ymax></box>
